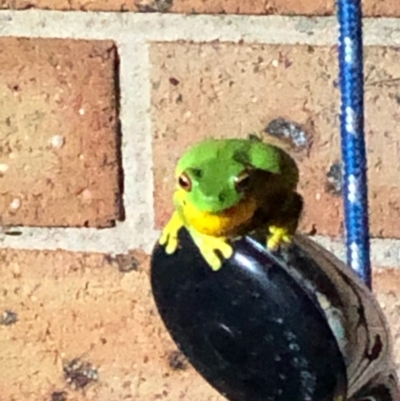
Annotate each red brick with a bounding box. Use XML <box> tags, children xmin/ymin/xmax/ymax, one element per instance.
<box><xmin>373</xmin><ymin>268</ymin><xmax>400</xmax><ymax>370</ymax></box>
<box><xmin>0</xmin><ymin>38</ymin><xmax>122</xmax><ymax>228</ymax></box>
<box><xmin>0</xmin><ymin>248</ymin><xmax>398</xmax><ymax>398</ymax></box>
<box><xmin>173</xmin><ymin>0</ymin><xmax>400</xmax><ymax>16</ymax></box>
<box><xmin>150</xmin><ymin>42</ymin><xmax>400</xmax><ymax>238</ymax></box>
<box><xmin>0</xmin><ymin>0</ymin><xmax>137</xmax><ymax>11</ymax></box>
<box><xmin>170</xmin><ymin>0</ymin><xmax>333</xmax><ymax>15</ymax></box>
<box><xmin>1</xmin><ymin>0</ymin><xmax>400</xmax><ymax>17</ymax></box>
<box><xmin>0</xmin><ymin>248</ymin><xmax>224</xmax><ymax>400</ymax></box>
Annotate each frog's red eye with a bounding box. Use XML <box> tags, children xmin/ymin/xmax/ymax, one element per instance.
<box><xmin>178</xmin><ymin>172</ymin><xmax>192</xmax><ymax>192</ymax></box>
<box><xmin>234</xmin><ymin>170</ymin><xmax>251</xmax><ymax>193</ymax></box>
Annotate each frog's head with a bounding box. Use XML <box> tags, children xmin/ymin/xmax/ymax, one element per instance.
<box><xmin>174</xmin><ymin>139</ymin><xmax>282</xmax><ymax>213</ymax></box>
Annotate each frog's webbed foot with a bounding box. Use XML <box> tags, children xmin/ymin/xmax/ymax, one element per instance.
<box><xmin>267</xmin><ymin>225</ymin><xmax>292</xmax><ymax>251</ymax></box>
<box><xmin>159</xmin><ymin>212</ymin><xmax>184</xmax><ymax>254</ymax></box>
<box><xmin>189</xmin><ymin>229</ymin><xmax>233</xmax><ymax>271</ymax></box>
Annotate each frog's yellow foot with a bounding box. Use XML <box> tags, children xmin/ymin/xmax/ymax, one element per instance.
<box><xmin>267</xmin><ymin>226</ymin><xmax>292</xmax><ymax>251</ymax></box>
<box><xmin>159</xmin><ymin>212</ymin><xmax>183</xmax><ymax>254</ymax></box>
<box><xmin>189</xmin><ymin>230</ymin><xmax>233</xmax><ymax>271</ymax></box>
<box><xmin>159</xmin><ymin>229</ymin><xmax>179</xmax><ymax>254</ymax></box>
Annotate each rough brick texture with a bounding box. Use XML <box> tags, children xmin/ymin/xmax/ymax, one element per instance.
<box><xmin>0</xmin><ymin>248</ymin><xmax>398</xmax><ymax>399</ymax></box>
<box><xmin>374</xmin><ymin>268</ymin><xmax>400</xmax><ymax>376</ymax></box>
<box><xmin>1</xmin><ymin>0</ymin><xmax>400</xmax><ymax>17</ymax></box>
<box><xmin>0</xmin><ymin>38</ymin><xmax>122</xmax><ymax>228</ymax></box>
<box><xmin>0</xmin><ymin>249</ymin><xmax>224</xmax><ymax>400</ymax></box>
<box><xmin>151</xmin><ymin>42</ymin><xmax>400</xmax><ymax>238</ymax></box>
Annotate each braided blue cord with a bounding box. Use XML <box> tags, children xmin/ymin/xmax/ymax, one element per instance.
<box><xmin>337</xmin><ymin>0</ymin><xmax>371</xmax><ymax>288</ymax></box>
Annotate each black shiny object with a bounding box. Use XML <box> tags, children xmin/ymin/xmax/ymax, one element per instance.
<box><xmin>151</xmin><ymin>229</ymin><xmax>347</xmax><ymax>401</ymax></box>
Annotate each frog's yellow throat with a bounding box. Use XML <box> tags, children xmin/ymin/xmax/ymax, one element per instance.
<box><xmin>174</xmin><ymin>189</ymin><xmax>257</xmax><ymax>237</ymax></box>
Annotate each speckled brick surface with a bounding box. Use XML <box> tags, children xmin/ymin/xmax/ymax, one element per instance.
<box><xmin>150</xmin><ymin>42</ymin><xmax>400</xmax><ymax>238</ymax></box>
<box><xmin>0</xmin><ymin>38</ymin><xmax>122</xmax><ymax>228</ymax></box>
<box><xmin>0</xmin><ymin>248</ymin><xmax>398</xmax><ymax>399</ymax></box>
<box><xmin>1</xmin><ymin>0</ymin><xmax>400</xmax><ymax>17</ymax></box>
<box><xmin>0</xmin><ymin>249</ymin><xmax>224</xmax><ymax>400</ymax></box>
<box><xmin>374</xmin><ymin>268</ymin><xmax>400</xmax><ymax>376</ymax></box>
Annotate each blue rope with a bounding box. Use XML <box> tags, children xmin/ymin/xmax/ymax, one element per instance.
<box><xmin>337</xmin><ymin>0</ymin><xmax>371</xmax><ymax>288</ymax></box>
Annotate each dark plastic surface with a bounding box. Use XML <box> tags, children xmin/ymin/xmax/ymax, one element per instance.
<box><xmin>151</xmin><ymin>228</ymin><xmax>347</xmax><ymax>401</ymax></box>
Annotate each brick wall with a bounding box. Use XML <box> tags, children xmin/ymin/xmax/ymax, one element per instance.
<box><xmin>0</xmin><ymin>3</ymin><xmax>399</xmax><ymax>400</ymax></box>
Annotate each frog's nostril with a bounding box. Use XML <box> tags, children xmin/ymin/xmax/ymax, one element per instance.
<box><xmin>218</xmin><ymin>193</ymin><xmax>226</xmax><ymax>202</ymax></box>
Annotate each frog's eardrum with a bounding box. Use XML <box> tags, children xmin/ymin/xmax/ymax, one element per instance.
<box><xmin>151</xmin><ymin>230</ymin><xmax>399</xmax><ymax>401</ymax></box>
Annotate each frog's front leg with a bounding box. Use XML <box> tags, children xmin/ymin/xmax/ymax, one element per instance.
<box><xmin>188</xmin><ymin>228</ymin><xmax>233</xmax><ymax>271</ymax></box>
<box><xmin>266</xmin><ymin>192</ymin><xmax>303</xmax><ymax>251</ymax></box>
<box><xmin>159</xmin><ymin>211</ymin><xmax>184</xmax><ymax>254</ymax></box>
<box><xmin>267</xmin><ymin>225</ymin><xmax>292</xmax><ymax>251</ymax></box>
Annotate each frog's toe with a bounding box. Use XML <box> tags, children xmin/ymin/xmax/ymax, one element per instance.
<box><xmin>159</xmin><ymin>212</ymin><xmax>183</xmax><ymax>254</ymax></box>
<box><xmin>165</xmin><ymin>236</ymin><xmax>179</xmax><ymax>254</ymax></box>
<box><xmin>216</xmin><ymin>241</ymin><xmax>234</xmax><ymax>259</ymax></box>
<box><xmin>267</xmin><ymin>226</ymin><xmax>292</xmax><ymax>250</ymax></box>
<box><xmin>267</xmin><ymin>236</ymin><xmax>280</xmax><ymax>250</ymax></box>
<box><xmin>159</xmin><ymin>231</ymin><xmax>168</xmax><ymax>246</ymax></box>
<box><xmin>201</xmin><ymin>250</ymin><xmax>223</xmax><ymax>271</ymax></box>
<box><xmin>159</xmin><ymin>229</ymin><xmax>179</xmax><ymax>254</ymax></box>
<box><xmin>190</xmin><ymin>233</ymin><xmax>233</xmax><ymax>270</ymax></box>
<box><xmin>201</xmin><ymin>238</ymin><xmax>233</xmax><ymax>262</ymax></box>
<box><xmin>202</xmin><ymin>242</ymin><xmax>233</xmax><ymax>271</ymax></box>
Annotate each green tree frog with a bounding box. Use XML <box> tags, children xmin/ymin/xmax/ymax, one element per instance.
<box><xmin>159</xmin><ymin>137</ymin><xmax>303</xmax><ymax>271</ymax></box>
